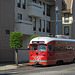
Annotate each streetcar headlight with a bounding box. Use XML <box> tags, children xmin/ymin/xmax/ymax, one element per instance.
<box><xmin>36</xmin><ymin>56</ymin><xmax>39</xmax><ymax>58</ymax></box>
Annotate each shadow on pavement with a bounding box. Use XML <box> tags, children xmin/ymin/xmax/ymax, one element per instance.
<box><xmin>0</xmin><ymin>72</ymin><xmax>18</xmax><ymax>75</ymax></box>
<box><xmin>0</xmin><ymin>62</ymin><xmax>15</xmax><ymax>66</ymax></box>
<box><xmin>0</xmin><ymin>74</ymin><xmax>9</xmax><ymax>75</ymax></box>
<box><xmin>30</xmin><ymin>62</ymin><xmax>75</xmax><ymax>68</ymax></box>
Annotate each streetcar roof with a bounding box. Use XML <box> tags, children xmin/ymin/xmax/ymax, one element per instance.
<box><xmin>30</xmin><ymin>37</ymin><xmax>75</xmax><ymax>44</ymax></box>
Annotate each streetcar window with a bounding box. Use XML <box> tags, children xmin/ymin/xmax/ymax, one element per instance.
<box><xmin>38</xmin><ymin>45</ymin><xmax>46</xmax><ymax>51</ymax></box>
<box><xmin>48</xmin><ymin>44</ymin><xmax>52</xmax><ymax>51</ymax></box>
<box><xmin>30</xmin><ymin>45</ymin><xmax>38</xmax><ymax>51</ymax></box>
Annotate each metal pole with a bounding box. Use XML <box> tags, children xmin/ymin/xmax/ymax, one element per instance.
<box><xmin>56</xmin><ymin>10</ymin><xmax>58</xmax><ymax>35</ymax></box>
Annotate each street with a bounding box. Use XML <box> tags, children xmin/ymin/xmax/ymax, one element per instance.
<box><xmin>0</xmin><ymin>62</ymin><xmax>75</xmax><ymax>75</ymax></box>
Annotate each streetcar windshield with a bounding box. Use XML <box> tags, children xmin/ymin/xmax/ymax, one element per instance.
<box><xmin>30</xmin><ymin>45</ymin><xmax>38</xmax><ymax>51</ymax></box>
<box><xmin>38</xmin><ymin>45</ymin><xmax>46</xmax><ymax>51</ymax></box>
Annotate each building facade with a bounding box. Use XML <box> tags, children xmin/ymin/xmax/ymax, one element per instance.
<box><xmin>0</xmin><ymin>0</ymin><xmax>64</xmax><ymax>63</ymax></box>
<box><xmin>62</xmin><ymin>0</ymin><xmax>75</xmax><ymax>39</ymax></box>
<box><xmin>0</xmin><ymin>0</ymin><xmax>15</xmax><ymax>62</ymax></box>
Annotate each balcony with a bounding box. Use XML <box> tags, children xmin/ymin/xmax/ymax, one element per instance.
<box><xmin>15</xmin><ymin>20</ymin><xmax>33</xmax><ymax>35</ymax></box>
<box><xmin>27</xmin><ymin>3</ymin><xmax>43</xmax><ymax>18</ymax></box>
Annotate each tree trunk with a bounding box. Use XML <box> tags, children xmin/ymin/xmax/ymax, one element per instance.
<box><xmin>16</xmin><ymin>49</ymin><xmax>18</xmax><ymax>66</ymax></box>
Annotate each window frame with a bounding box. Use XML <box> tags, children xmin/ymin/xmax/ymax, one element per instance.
<box><xmin>17</xmin><ymin>0</ymin><xmax>21</xmax><ymax>8</ymax></box>
<box><xmin>47</xmin><ymin>4</ymin><xmax>50</xmax><ymax>16</ymax></box>
<box><xmin>64</xmin><ymin>26</ymin><xmax>69</xmax><ymax>35</ymax></box>
<box><xmin>30</xmin><ymin>44</ymin><xmax>38</xmax><ymax>51</ymax></box>
<box><xmin>17</xmin><ymin>13</ymin><xmax>22</xmax><ymax>20</ymax></box>
<box><xmin>22</xmin><ymin>0</ymin><xmax>26</xmax><ymax>9</ymax></box>
<box><xmin>48</xmin><ymin>44</ymin><xmax>53</xmax><ymax>51</ymax></box>
<box><xmin>38</xmin><ymin>1</ymin><xmax>41</xmax><ymax>5</ymax></box>
<box><xmin>42</xmin><ymin>20</ymin><xmax>45</xmax><ymax>32</ymax></box>
<box><xmin>29</xmin><ymin>16</ymin><xmax>32</xmax><ymax>22</ymax></box>
<box><xmin>38</xmin><ymin>45</ymin><xmax>47</xmax><ymax>51</ymax></box>
<box><xmin>6</xmin><ymin>30</ymin><xmax>10</xmax><ymax>35</ymax></box>
<box><xmin>39</xmin><ymin>19</ymin><xmax>41</xmax><ymax>32</ymax></box>
<box><xmin>43</xmin><ymin>3</ymin><xmax>45</xmax><ymax>15</ymax></box>
<box><xmin>32</xmin><ymin>0</ymin><xmax>36</xmax><ymax>3</ymax></box>
<box><xmin>33</xmin><ymin>17</ymin><xmax>36</xmax><ymax>31</ymax></box>
<box><xmin>46</xmin><ymin>21</ymin><xmax>50</xmax><ymax>33</ymax></box>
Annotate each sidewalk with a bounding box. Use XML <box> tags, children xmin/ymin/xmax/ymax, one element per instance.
<box><xmin>0</xmin><ymin>63</ymin><xmax>29</xmax><ymax>71</ymax></box>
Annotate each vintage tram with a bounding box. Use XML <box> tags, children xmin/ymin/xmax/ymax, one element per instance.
<box><xmin>29</xmin><ymin>37</ymin><xmax>75</xmax><ymax>66</ymax></box>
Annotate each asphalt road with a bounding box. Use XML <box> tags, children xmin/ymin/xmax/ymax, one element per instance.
<box><xmin>1</xmin><ymin>63</ymin><xmax>75</xmax><ymax>75</ymax></box>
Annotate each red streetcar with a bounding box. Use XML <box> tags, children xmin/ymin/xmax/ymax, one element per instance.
<box><xmin>29</xmin><ymin>37</ymin><xmax>75</xmax><ymax>66</ymax></box>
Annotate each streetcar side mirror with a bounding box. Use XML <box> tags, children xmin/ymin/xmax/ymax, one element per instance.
<box><xmin>27</xmin><ymin>48</ymin><xmax>30</xmax><ymax>50</ymax></box>
<box><xmin>27</xmin><ymin>46</ymin><xmax>30</xmax><ymax>50</ymax></box>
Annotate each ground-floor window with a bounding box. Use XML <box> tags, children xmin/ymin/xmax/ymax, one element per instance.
<box><xmin>64</xmin><ymin>26</ymin><xmax>69</xmax><ymax>35</ymax></box>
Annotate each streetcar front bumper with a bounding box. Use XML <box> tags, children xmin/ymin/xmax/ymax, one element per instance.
<box><xmin>29</xmin><ymin>60</ymin><xmax>48</xmax><ymax>66</ymax></box>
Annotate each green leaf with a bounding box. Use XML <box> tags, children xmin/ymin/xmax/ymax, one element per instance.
<box><xmin>30</xmin><ymin>35</ymin><xmax>39</xmax><ymax>40</ymax></box>
<box><xmin>10</xmin><ymin>31</ymin><xmax>23</xmax><ymax>50</ymax></box>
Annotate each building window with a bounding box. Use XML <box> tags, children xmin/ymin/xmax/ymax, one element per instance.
<box><xmin>38</xmin><ymin>1</ymin><xmax>41</xmax><ymax>5</ymax></box>
<box><xmin>46</xmin><ymin>21</ymin><xmax>50</xmax><ymax>33</ymax></box>
<box><xmin>64</xmin><ymin>26</ymin><xmax>69</xmax><ymax>35</ymax></box>
<box><xmin>17</xmin><ymin>0</ymin><xmax>21</xmax><ymax>8</ymax></box>
<box><xmin>39</xmin><ymin>19</ymin><xmax>41</xmax><ymax>32</ymax></box>
<box><xmin>32</xmin><ymin>0</ymin><xmax>36</xmax><ymax>3</ymax></box>
<box><xmin>43</xmin><ymin>3</ymin><xmax>45</xmax><ymax>15</ymax></box>
<box><xmin>6</xmin><ymin>30</ymin><xmax>10</xmax><ymax>35</ymax></box>
<box><xmin>64</xmin><ymin>13</ymin><xmax>69</xmax><ymax>22</ymax></box>
<box><xmin>47</xmin><ymin>4</ymin><xmax>50</xmax><ymax>16</ymax></box>
<box><xmin>17</xmin><ymin>13</ymin><xmax>22</xmax><ymax>20</ymax></box>
<box><xmin>42</xmin><ymin>20</ymin><xmax>45</xmax><ymax>32</ymax></box>
<box><xmin>33</xmin><ymin>17</ymin><xmax>36</xmax><ymax>31</ymax></box>
<box><xmin>22</xmin><ymin>0</ymin><xmax>26</xmax><ymax>9</ymax></box>
<box><xmin>29</xmin><ymin>16</ymin><xmax>32</xmax><ymax>22</ymax></box>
